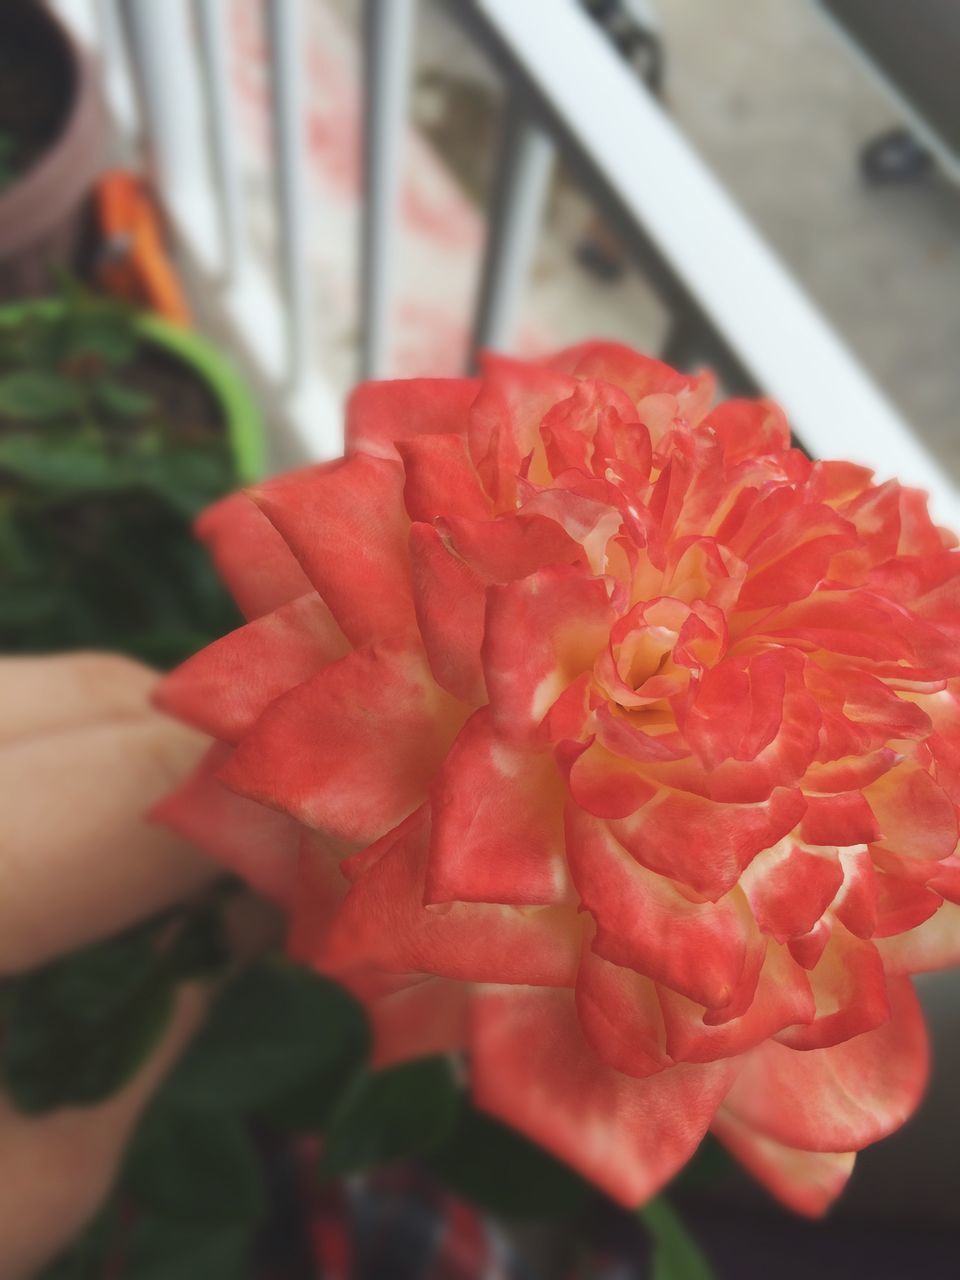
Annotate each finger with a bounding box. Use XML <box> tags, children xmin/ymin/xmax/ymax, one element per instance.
<box><xmin>0</xmin><ymin>715</ymin><xmax>218</xmax><ymax>973</ymax></box>
<box><xmin>0</xmin><ymin>985</ymin><xmax>209</xmax><ymax>1280</ymax></box>
<box><xmin>0</xmin><ymin>653</ymin><xmax>158</xmax><ymax>746</ymax></box>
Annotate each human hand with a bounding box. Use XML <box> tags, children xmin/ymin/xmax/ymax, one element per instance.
<box><xmin>0</xmin><ymin>653</ymin><xmax>218</xmax><ymax>1279</ymax></box>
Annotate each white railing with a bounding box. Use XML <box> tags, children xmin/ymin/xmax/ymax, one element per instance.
<box><xmin>52</xmin><ymin>0</ymin><xmax>959</xmax><ymax>530</ymax></box>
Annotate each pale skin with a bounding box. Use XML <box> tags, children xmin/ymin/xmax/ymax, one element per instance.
<box><xmin>0</xmin><ymin>653</ymin><xmax>238</xmax><ymax>1279</ymax></box>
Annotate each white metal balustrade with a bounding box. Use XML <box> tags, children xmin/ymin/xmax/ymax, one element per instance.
<box><xmin>50</xmin><ymin>0</ymin><xmax>959</xmax><ymax>530</ymax></box>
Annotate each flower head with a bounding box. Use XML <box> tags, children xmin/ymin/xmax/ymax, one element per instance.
<box><xmin>157</xmin><ymin>343</ymin><xmax>960</xmax><ymax>1214</ymax></box>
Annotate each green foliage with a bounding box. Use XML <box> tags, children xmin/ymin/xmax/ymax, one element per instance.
<box><xmin>0</xmin><ymin>920</ymin><xmax>175</xmax><ymax>1113</ymax></box>
<box><xmin>0</xmin><ymin>290</ymin><xmax>242</xmax><ymax>667</ymax></box>
<box><xmin>427</xmin><ymin>1101</ymin><xmax>592</xmax><ymax>1220</ymax></box>
<box><xmin>163</xmin><ymin>960</ymin><xmax>369</xmax><ymax>1114</ymax></box>
<box><xmin>320</xmin><ymin>1056</ymin><xmax>461</xmax><ymax>1177</ymax></box>
<box><xmin>641</xmin><ymin>1197</ymin><xmax>716</xmax><ymax>1280</ymax></box>
<box><xmin>120</xmin><ymin>1218</ymin><xmax>254</xmax><ymax>1280</ymax></box>
<box><xmin>125</xmin><ymin>1107</ymin><xmax>266</xmax><ymax>1226</ymax></box>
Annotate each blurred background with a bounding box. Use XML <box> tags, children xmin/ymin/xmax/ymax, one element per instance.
<box><xmin>1</xmin><ymin>0</ymin><xmax>959</xmax><ymax>1276</ymax></box>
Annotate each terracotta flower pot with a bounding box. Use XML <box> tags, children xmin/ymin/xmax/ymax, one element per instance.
<box><xmin>0</xmin><ymin>1</ymin><xmax>106</xmax><ymax>300</ymax></box>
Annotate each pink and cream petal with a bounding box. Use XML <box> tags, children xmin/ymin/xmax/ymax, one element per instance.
<box><xmin>345</xmin><ymin>377</ymin><xmax>478</xmax><ymax>460</ymax></box>
<box><xmin>470</xmin><ymin>985</ymin><xmax>737</xmax><ymax>1207</ymax></box>
<box><xmin>156</xmin><ymin>594</ymin><xmax>350</xmax><ymax>744</ymax></box>
<box><xmin>724</xmin><ymin>977</ymin><xmax>928</xmax><ymax>1153</ymax></box>
<box><xmin>195</xmin><ymin>492</ymin><xmax>312</xmax><ymax>621</ymax></box>
<box><xmin>711</xmin><ymin>1108</ymin><xmax>855</xmax><ymax>1218</ymax></box>
<box><xmin>219</xmin><ymin>643</ymin><xmax>465</xmax><ymax>845</ymax></box>
<box><xmin>427</xmin><ymin>709</ymin><xmax>571</xmax><ymax>906</ymax></box>
<box><xmin>251</xmin><ymin>454</ymin><xmax>417</xmax><ymax>645</ymax></box>
<box><xmin>319</xmin><ymin>808</ymin><xmax>581</xmax><ymax>988</ymax></box>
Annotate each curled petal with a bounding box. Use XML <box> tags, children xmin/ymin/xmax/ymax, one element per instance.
<box><xmin>566</xmin><ymin>805</ymin><xmax>760</xmax><ymax>1009</ymax></box>
<box><xmin>775</xmin><ymin>925</ymin><xmax>889</xmax><ymax>1051</ymax></box>
<box><xmin>608</xmin><ymin>786</ymin><xmax>807</xmax><ymax>900</ymax></box>
<box><xmin>439</xmin><ymin>511</ymin><xmax>586</xmax><ymax>584</ymax></box>
<box><xmin>396</xmin><ymin>432</ymin><xmax>491</xmax><ymax>522</ymax></box>
<box><xmin>220</xmin><ymin>643</ymin><xmax>465</xmax><ymax>845</ymax></box>
<box><xmin>469</xmin><ymin>356</ymin><xmax>575</xmax><ymax>506</ymax></box>
<box><xmin>660</xmin><ymin>942</ymin><xmax>814</xmax><ymax>1064</ymax></box>
<box><xmin>195</xmin><ymin>492</ymin><xmax>312</xmax><ymax>621</ymax></box>
<box><xmin>724</xmin><ymin>978</ymin><xmax>928</xmax><ymax>1153</ymax></box>
<box><xmin>252</xmin><ymin>454</ymin><xmax>417</xmax><ymax>645</ymax></box>
<box><xmin>151</xmin><ymin>743</ymin><xmax>299</xmax><ymax>906</ymax></box>
<box><xmin>470</xmin><ymin>985</ymin><xmax>737</xmax><ymax>1206</ymax></box>
<box><xmin>712</xmin><ymin>1107</ymin><xmax>855</xmax><ymax>1218</ymax></box>
<box><xmin>156</xmin><ymin>594</ymin><xmax>350</xmax><ymax>744</ymax></box>
<box><xmin>742</xmin><ymin>841</ymin><xmax>843</xmax><ymax>942</ymax></box>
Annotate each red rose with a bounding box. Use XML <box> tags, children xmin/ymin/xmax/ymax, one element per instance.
<box><xmin>157</xmin><ymin>342</ymin><xmax>960</xmax><ymax>1215</ymax></box>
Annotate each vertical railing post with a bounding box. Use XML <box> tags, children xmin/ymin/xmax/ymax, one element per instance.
<box><xmin>360</xmin><ymin>0</ymin><xmax>417</xmax><ymax>381</ymax></box>
<box><xmin>115</xmin><ymin>0</ymin><xmax>209</xmax><ymax>211</ymax></box>
<box><xmin>471</xmin><ymin>89</ymin><xmax>554</xmax><ymax>358</ymax></box>
<box><xmin>196</xmin><ymin>0</ymin><xmax>246</xmax><ymax>286</ymax></box>
<box><xmin>265</xmin><ymin>0</ymin><xmax>312</xmax><ymax>392</ymax></box>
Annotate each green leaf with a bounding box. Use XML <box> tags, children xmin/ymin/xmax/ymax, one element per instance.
<box><xmin>163</xmin><ymin>961</ymin><xmax>369</xmax><ymax>1112</ymax></box>
<box><xmin>0</xmin><ymin>925</ymin><xmax>174</xmax><ymax>1113</ymax></box>
<box><xmin>62</xmin><ymin>309</ymin><xmax>138</xmax><ymax>367</ymax></box>
<box><xmin>427</xmin><ymin>1103</ymin><xmax>592</xmax><ymax>1220</ymax></box>
<box><xmin>35</xmin><ymin>1202</ymin><xmax>118</xmax><ymax>1279</ymax></box>
<box><xmin>95</xmin><ymin>377</ymin><xmax>156</xmax><ymax>417</ymax></box>
<box><xmin>0</xmin><ymin>434</ymin><xmax>121</xmax><ymax>492</ymax></box>
<box><xmin>641</xmin><ymin>1197</ymin><xmax>716</xmax><ymax>1280</ymax></box>
<box><xmin>0</xmin><ymin>371</ymin><xmax>84</xmax><ymax>420</ymax></box>
<box><xmin>123</xmin><ymin>1217</ymin><xmax>252</xmax><ymax>1280</ymax></box>
<box><xmin>126</xmin><ymin>1107</ymin><xmax>266</xmax><ymax>1226</ymax></box>
<box><xmin>320</xmin><ymin>1056</ymin><xmax>460</xmax><ymax>1177</ymax></box>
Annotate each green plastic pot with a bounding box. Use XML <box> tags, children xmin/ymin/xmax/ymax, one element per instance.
<box><xmin>0</xmin><ymin>298</ymin><xmax>265</xmax><ymax>483</ymax></box>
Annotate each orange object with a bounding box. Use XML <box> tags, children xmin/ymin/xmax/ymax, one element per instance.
<box><xmin>94</xmin><ymin>170</ymin><xmax>191</xmax><ymax>325</ymax></box>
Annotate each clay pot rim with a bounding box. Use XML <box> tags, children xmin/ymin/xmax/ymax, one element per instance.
<box><xmin>0</xmin><ymin>1</ymin><xmax>104</xmax><ymax>254</ymax></box>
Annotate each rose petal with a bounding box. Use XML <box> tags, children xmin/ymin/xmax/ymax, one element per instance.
<box><xmin>742</xmin><ymin>841</ymin><xmax>843</xmax><ymax>942</ymax></box>
<box><xmin>724</xmin><ymin>977</ymin><xmax>928</xmax><ymax>1153</ymax></box>
<box><xmin>156</xmin><ymin>594</ymin><xmax>350</xmax><ymax>744</ymax></box>
<box><xmin>345</xmin><ymin>377</ymin><xmax>478</xmax><ymax>460</ymax></box>
<box><xmin>195</xmin><ymin>492</ymin><xmax>312</xmax><ymax>621</ymax></box>
<box><xmin>320</xmin><ymin>808</ymin><xmax>580</xmax><ymax>987</ymax></box>
<box><xmin>470</xmin><ymin>985</ymin><xmax>737</xmax><ymax>1206</ymax></box>
<box><xmin>608</xmin><ymin>786</ymin><xmax>807</xmax><ymax>900</ymax></box>
<box><xmin>776</xmin><ymin>925</ymin><xmax>889</xmax><ymax>1050</ymax></box>
<box><xmin>876</xmin><ymin>902</ymin><xmax>960</xmax><ymax>974</ymax></box>
<box><xmin>220</xmin><ymin>643</ymin><xmax>464</xmax><ymax>845</ymax></box>
<box><xmin>712</xmin><ymin>1107</ymin><xmax>855</xmax><ymax>1218</ymax></box>
<box><xmin>151</xmin><ymin>744</ymin><xmax>299</xmax><ymax>905</ymax></box>
<box><xmin>428</xmin><ymin>709</ymin><xmax>570</xmax><ymax>907</ymax></box>
<box><xmin>566</xmin><ymin>804</ymin><xmax>760</xmax><ymax>1008</ymax></box>
<box><xmin>252</xmin><ymin>454</ymin><xmax>417</xmax><ymax>645</ymax></box>
<box><xmin>660</xmin><ymin>941</ymin><xmax>814</xmax><ymax>1064</ymax></box>
<box><xmin>575</xmin><ymin>943</ymin><xmax>671</xmax><ymax>1078</ymax></box>
<box><xmin>483</xmin><ymin>565</ymin><xmax>614</xmax><ymax>740</ymax></box>
<box><xmin>408</xmin><ymin>523</ymin><xmax>487</xmax><ymax>705</ymax></box>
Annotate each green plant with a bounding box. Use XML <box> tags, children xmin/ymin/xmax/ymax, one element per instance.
<box><xmin>0</xmin><ymin>289</ymin><xmax>245</xmax><ymax>666</ymax></box>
